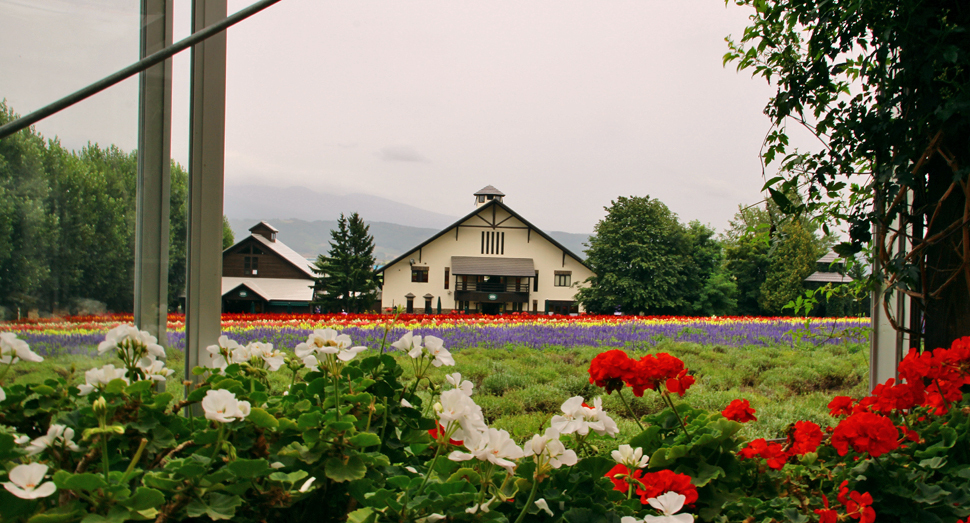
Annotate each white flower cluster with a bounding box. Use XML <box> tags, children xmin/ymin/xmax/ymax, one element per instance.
<box><xmin>77</xmin><ymin>364</ymin><xmax>129</xmax><ymax>396</ymax></box>
<box><xmin>393</xmin><ymin>332</ymin><xmax>455</xmax><ymax>367</ymax></box>
<box><xmin>202</xmin><ymin>389</ymin><xmax>251</xmax><ymax>423</ymax></box>
<box><xmin>295</xmin><ymin>329</ymin><xmax>367</xmax><ymax>372</ymax></box>
<box><xmin>205</xmin><ymin>336</ymin><xmax>287</xmax><ymax>373</ymax></box>
<box><xmin>0</xmin><ymin>332</ymin><xmax>44</xmax><ymax>365</ymax></box>
<box><xmin>24</xmin><ymin>424</ymin><xmax>81</xmax><ymax>456</ymax></box>
<box><xmin>550</xmin><ymin>396</ymin><xmax>619</xmax><ymax>437</ymax></box>
<box><xmin>95</xmin><ymin>325</ymin><xmax>173</xmax><ymax>384</ymax></box>
<box><xmin>622</xmin><ymin>492</ymin><xmax>694</xmax><ymax>523</ymax></box>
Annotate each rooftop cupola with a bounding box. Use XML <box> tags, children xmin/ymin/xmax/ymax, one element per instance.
<box><xmin>249</xmin><ymin>221</ymin><xmax>278</xmax><ymax>242</ymax></box>
<box><xmin>474</xmin><ymin>185</ymin><xmax>505</xmax><ymax>207</ymax></box>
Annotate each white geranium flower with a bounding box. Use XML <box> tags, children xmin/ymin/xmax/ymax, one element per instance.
<box><xmin>435</xmin><ymin>389</ymin><xmax>488</xmax><ymax>443</ymax></box>
<box><xmin>336</xmin><ymin>345</ymin><xmax>367</xmax><ymax>362</ymax></box>
<box><xmin>612</xmin><ymin>444</ymin><xmax>649</xmax><ymax>470</ymax></box>
<box><xmin>0</xmin><ymin>386</ymin><xmax>5</xmax><ymax>402</ymax></box>
<box><xmin>3</xmin><ymin>463</ymin><xmax>57</xmax><ymax>499</ymax></box>
<box><xmin>248</xmin><ymin>342</ymin><xmax>286</xmax><ymax>371</ymax></box>
<box><xmin>98</xmin><ymin>325</ymin><xmax>165</xmax><ymax>360</ymax></box>
<box><xmin>1</xmin><ymin>332</ymin><xmax>43</xmax><ymax>364</ymax></box>
<box><xmin>401</xmin><ymin>398</ymin><xmax>414</xmax><ymax>408</ymax></box>
<box><xmin>424</xmin><ymin>514</ymin><xmax>446</xmax><ymax>522</ymax></box>
<box><xmin>446</xmin><ymin>372</ymin><xmax>474</xmax><ymax>396</ymax></box>
<box><xmin>270</xmin><ymin>462</ymin><xmax>285</xmax><ymax>469</ymax></box>
<box><xmin>205</xmin><ymin>335</ymin><xmax>241</xmax><ymax>371</ymax></box>
<box><xmin>583</xmin><ymin>397</ymin><xmax>619</xmax><ymax>438</ymax></box>
<box><xmin>14</xmin><ymin>434</ymin><xmax>30</xmax><ymax>445</ymax></box>
<box><xmin>295</xmin><ymin>329</ymin><xmax>351</xmax><ymax>359</ymax></box>
<box><xmin>138</xmin><ymin>356</ymin><xmax>174</xmax><ymax>382</ymax></box>
<box><xmin>550</xmin><ymin>396</ymin><xmax>591</xmax><ymax>436</ymax></box>
<box><xmin>301</xmin><ymin>355</ymin><xmax>320</xmax><ymax>372</ymax></box>
<box><xmin>202</xmin><ymin>389</ymin><xmax>251</xmax><ymax>423</ymax></box>
<box><xmin>642</xmin><ymin>492</ymin><xmax>693</xmax><ymax>523</ymax></box>
<box><xmin>523</xmin><ymin>428</ymin><xmax>578</xmax><ymax>473</ymax></box>
<box><xmin>424</xmin><ymin>336</ymin><xmax>454</xmax><ymax>367</ymax></box>
<box><xmin>25</xmin><ymin>424</ymin><xmax>81</xmax><ymax>456</ymax></box>
<box><xmin>535</xmin><ymin>498</ymin><xmax>555</xmax><ymax>517</ymax></box>
<box><xmin>391</xmin><ymin>331</ymin><xmax>422</xmax><ymax>356</ymax></box>
<box><xmin>448</xmin><ymin>427</ymin><xmax>524</xmax><ymax>474</ymax></box>
<box><xmin>78</xmin><ymin>364</ymin><xmax>130</xmax><ymax>395</ymax></box>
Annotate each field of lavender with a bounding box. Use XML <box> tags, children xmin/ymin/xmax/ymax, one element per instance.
<box><xmin>2</xmin><ymin>314</ymin><xmax>871</xmax><ymax>440</ymax></box>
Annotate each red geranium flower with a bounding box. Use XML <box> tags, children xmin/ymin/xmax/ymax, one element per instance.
<box><xmin>738</xmin><ymin>438</ymin><xmax>788</xmax><ymax>470</ymax></box>
<box><xmin>604</xmin><ymin>464</ymin><xmax>643</xmax><ymax>493</ymax></box>
<box><xmin>828</xmin><ymin>396</ymin><xmax>855</xmax><ymax>417</ymax></box>
<box><xmin>627</xmin><ymin>353</ymin><xmax>693</xmax><ymax>397</ymax></box>
<box><xmin>815</xmin><ymin>494</ymin><xmax>838</xmax><ymax>523</ymax></box>
<box><xmin>845</xmin><ymin>491</ymin><xmax>876</xmax><ymax>523</ymax></box>
<box><xmin>722</xmin><ymin>399</ymin><xmax>757</xmax><ymax>423</ymax></box>
<box><xmin>428</xmin><ymin>421</ymin><xmax>463</xmax><ymax>446</ymax></box>
<box><xmin>788</xmin><ymin>420</ymin><xmax>824</xmax><ymax>456</ymax></box>
<box><xmin>635</xmin><ymin>469</ymin><xmax>698</xmax><ymax>506</ymax></box>
<box><xmin>831</xmin><ymin>412</ymin><xmax>899</xmax><ymax>458</ymax></box>
<box><xmin>588</xmin><ymin>349</ymin><xmax>637</xmax><ymax>394</ymax></box>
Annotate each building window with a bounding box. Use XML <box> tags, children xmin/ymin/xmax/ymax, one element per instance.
<box><xmin>533</xmin><ymin>299</ymin><xmax>538</xmax><ymax>312</ymax></box>
<box><xmin>444</xmin><ymin>268</ymin><xmax>450</xmax><ymax>289</ymax></box>
<box><xmin>406</xmin><ymin>297</ymin><xmax>414</xmax><ymax>313</ymax></box>
<box><xmin>411</xmin><ymin>267</ymin><xmax>429</xmax><ymax>282</ymax></box>
<box><xmin>244</xmin><ymin>256</ymin><xmax>259</xmax><ymax>276</ymax></box>
<box><xmin>554</xmin><ymin>271</ymin><xmax>571</xmax><ymax>287</ymax></box>
<box><xmin>501</xmin><ymin>232</ymin><xmax>505</xmax><ymax>254</ymax></box>
<box><xmin>478</xmin><ymin>195</ymin><xmax>485</xmax><ymax>203</ymax></box>
<box><xmin>425</xmin><ymin>298</ymin><xmax>433</xmax><ymax>313</ymax></box>
<box><xmin>534</xmin><ymin>271</ymin><xmax>538</xmax><ymax>291</ymax></box>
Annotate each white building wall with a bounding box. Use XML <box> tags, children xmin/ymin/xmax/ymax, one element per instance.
<box><xmin>381</xmin><ymin>205</ymin><xmax>593</xmax><ymax>313</ymax></box>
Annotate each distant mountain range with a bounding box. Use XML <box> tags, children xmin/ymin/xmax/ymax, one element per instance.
<box><xmin>226</xmin><ymin>185</ymin><xmax>591</xmax><ymax>264</ymax></box>
<box><xmin>225</xmin><ymin>184</ymin><xmax>459</xmax><ymax>230</ymax></box>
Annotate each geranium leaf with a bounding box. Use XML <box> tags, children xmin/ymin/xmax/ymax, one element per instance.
<box><xmin>186</xmin><ymin>493</ymin><xmax>243</xmax><ymax>520</ymax></box>
<box><xmin>248</xmin><ymin>407</ymin><xmax>279</xmax><ymax>429</ymax></box>
<box><xmin>325</xmin><ymin>455</ymin><xmax>366</xmax><ymax>482</ymax></box>
<box><xmin>227</xmin><ymin>458</ymin><xmax>272</xmax><ymax>479</ymax></box>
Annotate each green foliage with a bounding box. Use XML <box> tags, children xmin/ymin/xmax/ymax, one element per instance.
<box><xmin>312</xmin><ymin>213</ymin><xmax>379</xmax><ymax>313</ymax></box>
<box><xmin>759</xmin><ymin>220</ymin><xmax>824</xmax><ymax>315</ymax></box>
<box><xmin>578</xmin><ymin>196</ymin><xmax>729</xmax><ymax>315</ymax></box>
<box><xmin>222</xmin><ymin>215</ymin><xmax>234</xmax><ymax>250</ymax></box>
<box><xmin>0</xmin><ymin>101</ymin><xmax>192</xmax><ymax>314</ymax></box>
<box><xmin>725</xmin><ymin>0</ymin><xmax>970</xmax><ymax>343</ymax></box>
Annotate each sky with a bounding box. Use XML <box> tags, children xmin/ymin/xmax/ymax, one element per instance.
<box><xmin>0</xmin><ymin>0</ymin><xmax>793</xmax><ymax>235</ymax></box>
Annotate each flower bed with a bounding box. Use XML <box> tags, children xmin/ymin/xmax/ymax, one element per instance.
<box><xmin>0</xmin><ymin>321</ymin><xmax>967</xmax><ymax>523</ymax></box>
<box><xmin>3</xmin><ymin>314</ymin><xmax>869</xmax><ymax>356</ymax></box>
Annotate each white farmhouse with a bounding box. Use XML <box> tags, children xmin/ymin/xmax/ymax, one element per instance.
<box><xmin>380</xmin><ymin>186</ymin><xmax>594</xmax><ymax>314</ymax></box>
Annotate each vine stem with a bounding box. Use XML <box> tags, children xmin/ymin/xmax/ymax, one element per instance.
<box><xmin>209</xmin><ymin>424</ymin><xmax>226</xmax><ymax>463</ymax></box>
<box><xmin>616</xmin><ymin>389</ymin><xmax>644</xmax><ymax>431</ymax></box>
<box><xmin>512</xmin><ymin>477</ymin><xmax>541</xmax><ymax>523</ymax></box>
<box><xmin>661</xmin><ymin>391</ymin><xmax>691</xmax><ymax>441</ymax></box>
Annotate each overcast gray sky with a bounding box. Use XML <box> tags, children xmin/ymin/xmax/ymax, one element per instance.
<box><xmin>1</xmin><ymin>0</ymin><xmax>791</xmax><ymax>234</ymax></box>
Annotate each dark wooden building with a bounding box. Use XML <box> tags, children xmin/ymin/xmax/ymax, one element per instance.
<box><xmin>221</xmin><ymin>222</ymin><xmax>316</xmax><ymax>313</ymax></box>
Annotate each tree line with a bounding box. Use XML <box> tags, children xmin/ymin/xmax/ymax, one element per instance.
<box><xmin>577</xmin><ymin>195</ymin><xmax>866</xmax><ymax>317</ymax></box>
<box><xmin>0</xmin><ymin>101</ymin><xmax>232</xmax><ymax>318</ymax></box>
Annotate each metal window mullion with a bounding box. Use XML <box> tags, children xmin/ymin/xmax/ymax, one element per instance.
<box><xmin>135</xmin><ymin>0</ymin><xmax>174</xmax><ymax>346</ymax></box>
<box><xmin>185</xmin><ymin>0</ymin><xmax>228</xmax><ymax>391</ymax></box>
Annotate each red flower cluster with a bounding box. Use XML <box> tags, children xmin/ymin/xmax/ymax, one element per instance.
<box><xmin>588</xmin><ymin>350</ymin><xmax>695</xmax><ymax>397</ymax></box>
<box><xmin>603</xmin><ymin>466</ymin><xmax>698</xmax><ymax>506</ymax></box>
<box><xmin>588</xmin><ymin>350</ymin><xmax>637</xmax><ymax>393</ymax></box>
<box><xmin>738</xmin><ymin>438</ymin><xmax>788</xmax><ymax>470</ymax></box>
<box><xmin>722</xmin><ymin>399</ymin><xmax>757</xmax><ymax>423</ymax></box>
<box><xmin>829</xmin><ymin>336</ymin><xmax>970</xmax><ymax>419</ymax></box>
<box><xmin>815</xmin><ymin>494</ymin><xmax>837</xmax><ymax>523</ymax></box>
<box><xmin>837</xmin><ymin>482</ymin><xmax>876</xmax><ymax>523</ymax></box>
<box><xmin>788</xmin><ymin>421</ymin><xmax>824</xmax><ymax>456</ymax></box>
<box><xmin>830</xmin><ymin>412</ymin><xmax>900</xmax><ymax>458</ymax></box>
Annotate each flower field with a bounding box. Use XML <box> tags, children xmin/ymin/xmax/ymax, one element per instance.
<box><xmin>2</xmin><ymin>313</ymin><xmax>870</xmax><ymax>356</ymax></box>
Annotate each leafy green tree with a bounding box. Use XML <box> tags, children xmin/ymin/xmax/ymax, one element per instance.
<box><xmin>0</xmin><ymin>101</ymin><xmax>53</xmax><ymax>317</ymax></box>
<box><xmin>578</xmin><ymin>196</ymin><xmax>725</xmax><ymax>315</ymax></box>
<box><xmin>167</xmin><ymin>162</ymin><xmax>188</xmax><ymax>311</ymax></box>
<box><xmin>312</xmin><ymin>213</ymin><xmax>378</xmax><ymax>313</ymax></box>
<box><xmin>683</xmin><ymin>221</ymin><xmax>736</xmax><ymax>316</ymax></box>
<box><xmin>726</xmin><ymin>0</ymin><xmax>970</xmax><ymax>346</ymax></box>
<box><xmin>222</xmin><ymin>214</ymin><xmax>234</xmax><ymax>249</ymax></box>
<box><xmin>759</xmin><ymin>220</ymin><xmax>824</xmax><ymax>315</ymax></box>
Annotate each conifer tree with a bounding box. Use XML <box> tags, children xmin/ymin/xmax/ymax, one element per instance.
<box><xmin>312</xmin><ymin>213</ymin><xmax>378</xmax><ymax>313</ymax></box>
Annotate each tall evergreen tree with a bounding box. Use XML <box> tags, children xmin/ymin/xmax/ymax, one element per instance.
<box><xmin>312</xmin><ymin>213</ymin><xmax>378</xmax><ymax>313</ymax></box>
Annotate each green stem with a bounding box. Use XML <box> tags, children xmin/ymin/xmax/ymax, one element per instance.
<box><xmin>209</xmin><ymin>424</ymin><xmax>226</xmax><ymax>463</ymax></box>
<box><xmin>617</xmin><ymin>389</ymin><xmax>645</xmax><ymax>431</ymax></box>
<box><xmin>120</xmin><ymin>438</ymin><xmax>149</xmax><ymax>484</ymax></box>
<box><xmin>415</xmin><ymin>442</ymin><xmax>444</xmax><ymax>497</ymax></box>
<box><xmin>661</xmin><ymin>391</ymin><xmax>691</xmax><ymax>441</ymax></box>
<box><xmin>476</xmin><ymin>462</ymin><xmax>494</xmax><ymax>507</ymax></box>
<box><xmin>100</xmin><ymin>435</ymin><xmax>112</xmax><ymax>484</ymax></box>
<box><xmin>0</xmin><ymin>361</ymin><xmax>13</xmax><ymax>385</ymax></box>
<box><xmin>513</xmin><ymin>477</ymin><xmax>541</xmax><ymax>523</ymax></box>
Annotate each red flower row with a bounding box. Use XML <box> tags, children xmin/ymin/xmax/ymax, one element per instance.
<box><xmin>588</xmin><ymin>349</ymin><xmax>696</xmax><ymax>397</ymax></box>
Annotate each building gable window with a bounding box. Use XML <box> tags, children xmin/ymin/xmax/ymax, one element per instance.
<box><xmin>554</xmin><ymin>271</ymin><xmax>571</xmax><ymax>287</ymax></box>
<box><xmin>444</xmin><ymin>268</ymin><xmax>450</xmax><ymax>289</ymax></box>
<box><xmin>411</xmin><ymin>267</ymin><xmax>429</xmax><ymax>283</ymax></box>
<box><xmin>244</xmin><ymin>256</ymin><xmax>259</xmax><ymax>276</ymax></box>
<box><xmin>480</xmin><ymin>231</ymin><xmax>505</xmax><ymax>255</ymax></box>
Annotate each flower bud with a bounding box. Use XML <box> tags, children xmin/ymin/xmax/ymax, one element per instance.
<box><xmin>92</xmin><ymin>396</ymin><xmax>108</xmax><ymax>420</ymax></box>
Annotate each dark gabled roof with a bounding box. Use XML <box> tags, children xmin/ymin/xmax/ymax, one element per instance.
<box><xmin>474</xmin><ymin>185</ymin><xmax>505</xmax><ymax>197</ymax></box>
<box><xmin>380</xmin><ymin>199</ymin><xmax>592</xmax><ymax>273</ymax></box>
<box><xmin>223</xmin><ymin>231</ymin><xmax>316</xmax><ymax>279</ymax></box>
<box><xmin>250</xmin><ymin>221</ymin><xmax>279</xmax><ymax>233</ymax></box>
